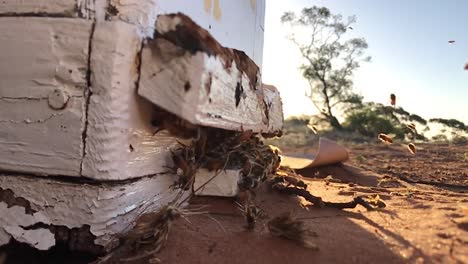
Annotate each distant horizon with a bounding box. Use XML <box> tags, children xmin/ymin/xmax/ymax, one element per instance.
<box><xmin>262</xmin><ymin>0</ymin><xmax>468</xmax><ymax>124</ymax></box>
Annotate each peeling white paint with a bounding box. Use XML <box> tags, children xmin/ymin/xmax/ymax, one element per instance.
<box><xmin>138</xmin><ymin>38</ymin><xmax>283</xmax><ymax>133</ymax></box>
<box><xmin>0</xmin><ymin>227</ymin><xmax>11</xmax><ymax>246</ymax></box>
<box><xmin>0</xmin><ymin>17</ymin><xmax>92</xmax><ymax>176</ymax></box>
<box><xmin>0</xmin><ymin>174</ymin><xmax>186</xmax><ymax>250</ymax></box>
<box><xmin>82</xmin><ymin>21</ymin><xmax>179</xmax><ymax>180</ymax></box>
<box><xmin>263</xmin><ymin>84</ymin><xmax>284</xmax><ymax>132</ymax></box>
<box><xmin>109</xmin><ymin>0</ymin><xmax>158</xmax><ymax>37</ymax></box>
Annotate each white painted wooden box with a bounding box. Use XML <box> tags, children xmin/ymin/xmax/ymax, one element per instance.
<box><xmin>0</xmin><ymin>0</ymin><xmax>283</xmax><ymax>252</ymax></box>
<box><xmin>0</xmin><ymin>0</ymin><xmax>277</xmax><ymax>181</ymax></box>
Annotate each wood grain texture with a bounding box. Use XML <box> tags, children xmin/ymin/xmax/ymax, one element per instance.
<box><xmin>0</xmin><ymin>17</ymin><xmax>92</xmax><ymax>176</ymax></box>
<box><xmin>0</xmin><ymin>0</ymin><xmax>77</xmax><ymax>15</ymax></box>
<box><xmin>82</xmin><ymin>21</ymin><xmax>179</xmax><ymax>180</ymax></box>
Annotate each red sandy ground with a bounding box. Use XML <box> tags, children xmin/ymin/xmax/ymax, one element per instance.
<box><xmin>153</xmin><ymin>142</ymin><xmax>468</xmax><ymax>264</ymax></box>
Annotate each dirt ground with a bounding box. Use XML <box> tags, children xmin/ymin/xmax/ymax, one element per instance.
<box><xmin>2</xmin><ymin>142</ymin><xmax>467</xmax><ymax>264</ymax></box>
<box><xmin>154</xmin><ymin>142</ymin><xmax>468</xmax><ymax>264</ymax></box>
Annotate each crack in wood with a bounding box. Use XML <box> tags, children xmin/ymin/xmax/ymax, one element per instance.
<box><xmin>79</xmin><ymin>21</ymin><xmax>97</xmax><ymax>176</ymax></box>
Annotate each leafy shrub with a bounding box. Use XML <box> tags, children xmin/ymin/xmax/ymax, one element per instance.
<box><xmin>343</xmin><ymin>108</ymin><xmax>405</xmax><ymax>139</ymax></box>
<box><xmin>429</xmin><ymin>118</ymin><xmax>467</xmax><ymax>132</ymax></box>
<box><xmin>409</xmin><ymin>114</ymin><xmax>427</xmax><ymax>125</ymax></box>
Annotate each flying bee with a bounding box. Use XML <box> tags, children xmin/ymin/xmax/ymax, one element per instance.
<box><xmin>406</xmin><ymin>123</ymin><xmax>416</xmax><ymax>131</ymax></box>
<box><xmin>390</xmin><ymin>93</ymin><xmax>396</xmax><ymax>107</ymax></box>
<box><xmin>307</xmin><ymin>124</ymin><xmax>318</xmax><ymax>134</ymax></box>
<box><xmin>448</xmin><ymin>40</ymin><xmax>455</xmax><ymax>44</ymax></box>
<box><xmin>464</xmin><ymin>63</ymin><xmax>468</xmax><ymax>70</ymax></box>
<box><xmin>407</xmin><ymin>143</ymin><xmax>416</xmax><ymax>154</ymax></box>
<box><xmin>378</xmin><ymin>133</ymin><xmax>393</xmax><ymax>144</ymax></box>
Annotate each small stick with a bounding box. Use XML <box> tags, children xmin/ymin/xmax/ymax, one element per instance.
<box><xmin>272</xmin><ymin>184</ymin><xmax>376</xmax><ymax>211</ymax></box>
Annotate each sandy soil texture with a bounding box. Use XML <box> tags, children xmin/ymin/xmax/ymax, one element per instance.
<box><xmin>154</xmin><ymin>142</ymin><xmax>468</xmax><ymax>264</ymax></box>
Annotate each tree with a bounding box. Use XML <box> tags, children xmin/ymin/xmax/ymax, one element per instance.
<box><xmin>281</xmin><ymin>6</ymin><xmax>370</xmax><ymax>130</ymax></box>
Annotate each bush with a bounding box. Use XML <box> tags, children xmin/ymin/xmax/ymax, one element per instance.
<box><xmin>343</xmin><ymin>108</ymin><xmax>405</xmax><ymax>139</ymax></box>
<box><xmin>429</xmin><ymin>118</ymin><xmax>467</xmax><ymax>132</ymax></box>
<box><xmin>409</xmin><ymin>114</ymin><xmax>427</xmax><ymax>125</ymax></box>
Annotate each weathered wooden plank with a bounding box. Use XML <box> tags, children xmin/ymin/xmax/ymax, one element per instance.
<box><xmin>138</xmin><ymin>14</ymin><xmax>283</xmax><ymax>134</ymax></box>
<box><xmin>0</xmin><ymin>173</ymin><xmax>184</xmax><ymax>251</ymax></box>
<box><xmin>0</xmin><ymin>0</ymin><xmax>77</xmax><ymax>15</ymax></box>
<box><xmin>0</xmin><ymin>17</ymin><xmax>92</xmax><ymax>176</ymax></box>
<box><xmin>82</xmin><ymin>21</ymin><xmax>179</xmax><ymax>180</ymax></box>
<box><xmin>0</xmin><ymin>0</ymin><xmax>107</xmax><ymax>20</ymax></box>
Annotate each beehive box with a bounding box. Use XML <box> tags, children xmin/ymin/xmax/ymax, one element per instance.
<box><xmin>0</xmin><ymin>0</ymin><xmax>283</xmax><ymax>252</ymax></box>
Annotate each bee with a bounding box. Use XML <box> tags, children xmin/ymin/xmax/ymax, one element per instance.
<box><xmin>171</xmin><ymin>148</ymin><xmax>197</xmax><ymax>190</ymax></box>
<box><xmin>267</xmin><ymin>212</ymin><xmax>318</xmax><ymax>250</ymax></box>
<box><xmin>378</xmin><ymin>133</ymin><xmax>393</xmax><ymax>144</ymax></box>
<box><xmin>448</xmin><ymin>40</ymin><xmax>455</xmax><ymax>44</ymax></box>
<box><xmin>283</xmin><ymin>175</ymin><xmax>308</xmax><ymax>189</ymax></box>
<box><xmin>237</xmin><ymin>202</ymin><xmax>261</xmax><ymax>230</ymax></box>
<box><xmin>390</xmin><ymin>93</ymin><xmax>396</xmax><ymax>107</ymax></box>
<box><xmin>307</xmin><ymin>124</ymin><xmax>318</xmax><ymax>134</ymax></box>
<box><xmin>237</xmin><ymin>129</ymin><xmax>254</xmax><ymax>142</ymax></box>
<box><xmin>367</xmin><ymin>195</ymin><xmax>387</xmax><ymax>208</ymax></box>
<box><xmin>407</xmin><ymin>143</ymin><xmax>416</xmax><ymax>154</ymax></box>
<box><xmin>464</xmin><ymin>63</ymin><xmax>468</xmax><ymax>70</ymax></box>
<box><xmin>406</xmin><ymin>123</ymin><xmax>416</xmax><ymax>131</ymax></box>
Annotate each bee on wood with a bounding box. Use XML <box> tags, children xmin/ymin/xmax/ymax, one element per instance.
<box><xmin>378</xmin><ymin>133</ymin><xmax>393</xmax><ymax>144</ymax></box>
<box><xmin>171</xmin><ymin>148</ymin><xmax>197</xmax><ymax>190</ymax></box>
<box><xmin>407</xmin><ymin>143</ymin><xmax>416</xmax><ymax>154</ymax></box>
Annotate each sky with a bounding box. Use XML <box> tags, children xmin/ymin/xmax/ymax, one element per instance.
<box><xmin>262</xmin><ymin>0</ymin><xmax>468</xmax><ymax>123</ymax></box>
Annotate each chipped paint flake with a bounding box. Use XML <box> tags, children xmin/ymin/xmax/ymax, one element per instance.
<box><xmin>0</xmin><ymin>174</ymin><xmax>186</xmax><ymax>251</ymax></box>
